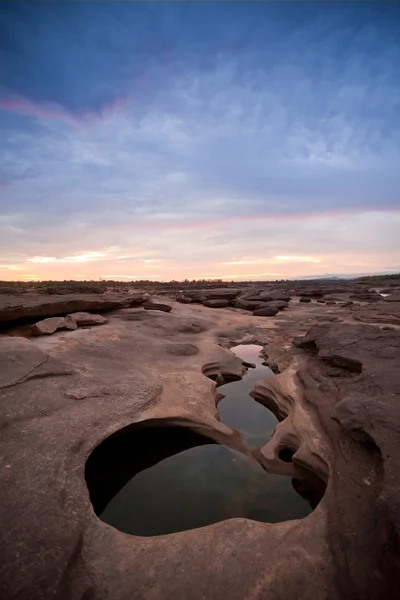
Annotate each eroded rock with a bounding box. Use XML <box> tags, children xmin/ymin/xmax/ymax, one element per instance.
<box><xmin>31</xmin><ymin>316</ymin><xmax>78</xmax><ymax>336</ymax></box>
<box><xmin>68</xmin><ymin>312</ymin><xmax>108</xmax><ymax>326</ymax></box>
<box><xmin>252</xmin><ymin>306</ymin><xmax>279</xmax><ymax>317</ymax></box>
<box><xmin>143</xmin><ymin>301</ymin><xmax>172</xmax><ymax>312</ymax></box>
<box><xmin>0</xmin><ymin>293</ymin><xmax>143</xmax><ymax>323</ymax></box>
<box><xmin>203</xmin><ymin>299</ymin><xmax>230</xmax><ymax>308</ymax></box>
<box><xmin>384</xmin><ymin>291</ymin><xmax>400</xmax><ymax>302</ymax></box>
<box><xmin>165</xmin><ymin>343</ymin><xmax>199</xmax><ymax>356</ymax></box>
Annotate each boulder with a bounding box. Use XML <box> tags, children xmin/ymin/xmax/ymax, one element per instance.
<box><xmin>68</xmin><ymin>312</ymin><xmax>108</xmax><ymax>326</ymax></box>
<box><xmin>264</xmin><ymin>300</ymin><xmax>288</xmax><ymax>311</ymax></box>
<box><xmin>300</xmin><ymin>297</ymin><xmax>311</xmax><ymax>303</ymax></box>
<box><xmin>233</xmin><ymin>298</ymin><xmax>265</xmax><ymax>311</ymax></box>
<box><xmin>176</xmin><ymin>295</ymin><xmax>193</xmax><ymax>304</ymax></box>
<box><xmin>143</xmin><ymin>301</ymin><xmax>172</xmax><ymax>313</ymax></box>
<box><xmin>266</xmin><ymin>291</ymin><xmax>291</xmax><ymax>302</ymax></box>
<box><xmin>31</xmin><ymin>316</ymin><xmax>77</xmax><ymax>336</ymax></box>
<box><xmin>252</xmin><ymin>306</ymin><xmax>279</xmax><ymax>317</ymax></box>
<box><xmin>203</xmin><ymin>299</ymin><xmax>230</xmax><ymax>308</ymax></box>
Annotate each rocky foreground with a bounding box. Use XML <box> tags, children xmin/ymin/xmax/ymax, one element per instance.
<box><xmin>0</xmin><ymin>281</ymin><xmax>400</xmax><ymax>599</ymax></box>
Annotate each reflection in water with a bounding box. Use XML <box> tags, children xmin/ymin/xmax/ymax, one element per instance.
<box><xmin>85</xmin><ymin>343</ymin><xmax>316</xmax><ymax>537</ymax></box>
<box><xmin>99</xmin><ymin>443</ymin><xmax>311</xmax><ymax>537</ymax></box>
<box><xmin>86</xmin><ymin>423</ymin><xmax>312</xmax><ymax>538</ymax></box>
<box><xmin>218</xmin><ymin>344</ymin><xmax>277</xmax><ymax>446</ymax></box>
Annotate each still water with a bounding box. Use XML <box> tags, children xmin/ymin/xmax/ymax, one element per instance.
<box><xmin>99</xmin><ymin>443</ymin><xmax>311</xmax><ymax>537</ymax></box>
<box><xmin>218</xmin><ymin>344</ymin><xmax>277</xmax><ymax>446</ymax></box>
<box><xmin>86</xmin><ymin>341</ymin><xmax>312</xmax><ymax>537</ymax></box>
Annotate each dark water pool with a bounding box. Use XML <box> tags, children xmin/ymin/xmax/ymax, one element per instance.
<box><xmin>218</xmin><ymin>344</ymin><xmax>277</xmax><ymax>447</ymax></box>
<box><xmin>86</xmin><ymin>425</ymin><xmax>312</xmax><ymax>537</ymax></box>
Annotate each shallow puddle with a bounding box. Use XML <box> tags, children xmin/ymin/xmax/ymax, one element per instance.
<box><xmin>86</xmin><ymin>425</ymin><xmax>311</xmax><ymax>537</ymax></box>
<box><xmin>218</xmin><ymin>344</ymin><xmax>277</xmax><ymax>446</ymax></box>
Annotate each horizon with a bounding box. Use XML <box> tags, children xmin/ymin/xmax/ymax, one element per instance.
<box><xmin>1</xmin><ymin>2</ymin><xmax>400</xmax><ymax>281</ymax></box>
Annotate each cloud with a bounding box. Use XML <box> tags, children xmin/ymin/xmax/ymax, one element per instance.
<box><xmin>0</xmin><ymin>3</ymin><xmax>399</xmax><ymax>280</ymax></box>
<box><xmin>27</xmin><ymin>252</ymin><xmax>106</xmax><ymax>264</ymax></box>
<box><xmin>0</xmin><ymin>265</ymin><xmax>26</xmax><ymax>271</ymax></box>
<box><xmin>272</xmin><ymin>256</ymin><xmax>322</xmax><ymax>263</ymax></box>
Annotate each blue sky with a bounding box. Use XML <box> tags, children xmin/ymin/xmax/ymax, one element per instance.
<box><xmin>0</xmin><ymin>1</ymin><xmax>399</xmax><ymax>281</ymax></box>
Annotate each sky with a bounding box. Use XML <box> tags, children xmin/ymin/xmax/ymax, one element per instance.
<box><xmin>0</xmin><ymin>1</ymin><xmax>399</xmax><ymax>282</ymax></box>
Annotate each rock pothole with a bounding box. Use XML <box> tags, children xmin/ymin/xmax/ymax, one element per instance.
<box><xmin>85</xmin><ymin>422</ymin><xmax>314</xmax><ymax>537</ymax></box>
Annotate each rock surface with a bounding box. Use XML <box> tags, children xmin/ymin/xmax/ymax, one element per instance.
<box><xmin>68</xmin><ymin>312</ymin><xmax>108</xmax><ymax>326</ymax></box>
<box><xmin>349</xmin><ymin>292</ymin><xmax>381</xmax><ymax>302</ymax></box>
<box><xmin>31</xmin><ymin>316</ymin><xmax>78</xmax><ymax>335</ymax></box>
<box><xmin>233</xmin><ymin>298</ymin><xmax>265</xmax><ymax>311</ymax></box>
<box><xmin>143</xmin><ymin>301</ymin><xmax>172</xmax><ymax>312</ymax></box>
<box><xmin>352</xmin><ymin>301</ymin><xmax>400</xmax><ymax>325</ymax></box>
<box><xmin>0</xmin><ymin>293</ymin><xmax>145</xmax><ymax>323</ymax></box>
<box><xmin>0</xmin><ymin>287</ymin><xmax>399</xmax><ymax>600</ymax></box>
<box><xmin>384</xmin><ymin>291</ymin><xmax>400</xmax><ymax>302</ymax></box>
<box><xmin>252</xmin><ymin>306</ymin><xmax>279</xmax><ymax>317</ymax></box>
<box><xmin>203</xmin><ymin>299</ymin><xmax>231</xmax><ymax>308</ymax></box>
<box><xmin>263</xmin><ymin>300</ymin><xmax>288</xmax><ymax>311</ymax></box>
<box><xmin>176</xmin><ymin>294</ymin><xmax>193</xmax><ymax>304</ymax></box>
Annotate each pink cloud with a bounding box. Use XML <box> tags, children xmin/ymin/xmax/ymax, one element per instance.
<box><xmin>0</xmin><ymin>95</ymin><xmax>77</xmax><ymax>123</ymax></box>
<box><xmin>88</xmin><ymin>205</ymin><xmax>400</xmax><ymax>236</ymax></box>
<box><xmin>0</xmin><ymin>93</ymin><xmax>131</xmax><ymax>125</ymax></box>
<box><xmin>0</xmin><ymin>174</ymin><xmax>32</xmax><ymax>188</ymax></box>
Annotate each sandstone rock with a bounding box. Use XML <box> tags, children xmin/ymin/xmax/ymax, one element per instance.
<box><xmin>67</xmin><ymin>312</ymin><xmax>108</xmax><ymax>326</ymax></box>
<box><xmin>325</xmin><ymin>301</ymin><xmax>336</xmax><ymax>306</ymax></box>
<box><xmin>233</xmin><ymin>298</ymin><xmax>264</xmax><ymax>311</ymax></box>
<box><xmin>352</xmin><ymin>301</ymin><xmax>400</xmax><ymax>326</ymax></box>
<box><xmin>299</xmin><ymin>297</ymin><xmax>311</xmax><ymax>303</ymax></box>
<box><xmin>203</xmin><ymin>299</ymin><xmax>230</xmax><ymax>308</ymax></box>
<box><xmin>166</xmin><ymin>343</ymin><xmax>199</xmax><ymax>356</ymax></box>
<box><xmin>266</xmin><ymin>291</ymin><xmax>291</xmax><ymax>302</ymax></box>
<box><xmin>0</xmin><ymin>293</ymin><xmax>143</xmax><ymax>323</ymax></box>
<box><xmin>176</xmin><ymin>295</ymin><xmax>193</xmax><ymax>304</ymax></box>
<box><xmin>384</xmin><ymin>291</ymin><xmax>400</xmax><ymax>302</ymax></box>
<box><xmin>177</xmin><ymin>321</ymin><xmax>208</xmax><ymax>334</ymax></box>
<box><xmin>2</xmin><ymin>297</ymin><xmax>400</xmax><ymax>600</ymax></box>
<box><xmin>293</xmin><ymin>324</ymin><xmax>363</xmax><ymax>373</ymax></box>
<box><xmin>242</xmin><ymin>292</ymin><xmax>291</xmax><ymax>303</ymax></box>
<box><xmin>31</xmin><ymin>316</ymin><xmax>78</xmax><ymax>336</ymax></box>
<box><xmin>39</xmin><ymin>284</ymin><xmax>107</xmax><ymax>295</ymax></box>
<box><xmin>349</xmin><ymin>293</ymin><xmax>381</xmax><ymax>302</ymax></box>
<box><xmin>143</xmin><ymin>301</ymin><xmax>172</xmax><ymax>312</ymax></box>
<box><xmin>252</xmin><ymin>306</ymin><xmax>279</xmax><ymax>317</ymax></box>
<box><xmin>296</xmin><ymin>289</ymin><xmax>324</xmax><ymax>298</ymax></box>
<box><xmin>183</xmin><ymin>288</ymin><xmax>240</xmax><ymax>303</ymax></box>
<box><xmin>264</xmin><ymin>300</ymin><xmax>288</xmax><ymax>311</ymax></box>
<box><xmin>203</xmin><ymin>288</ymin><xmax>241</xmax><ymax>301</ymax></box>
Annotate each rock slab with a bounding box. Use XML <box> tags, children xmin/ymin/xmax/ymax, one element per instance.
<box><xmin>31</xmin><ymin>316</ymin><xmax>78</xmax><ymax>336</ymax></box>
